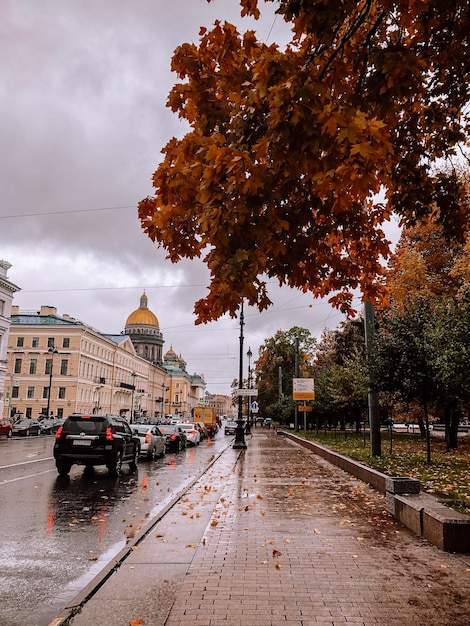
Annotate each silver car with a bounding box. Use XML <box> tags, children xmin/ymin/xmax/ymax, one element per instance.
<box><xmin>131</xmin><ymin>424</ymin><xmax>166</xmax><ymax>460</ymax></box>
<box><xmin>179</xmin><ymin>423</ymin><xmax>201</xmax><ymax>446</ymax></box>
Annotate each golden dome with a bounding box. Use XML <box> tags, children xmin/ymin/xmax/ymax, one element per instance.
<box><xmin>126</xmin><ymin>292</ymin><xmax>159</xmax><ymax>327</ymax></box>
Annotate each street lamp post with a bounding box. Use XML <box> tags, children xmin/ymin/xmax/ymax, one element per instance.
<box><xmin>246</xmin><ymin>346</ymin><xmax>252</xmax><ymax>435</ymax></box>
<box><xmin>46</xmin><ymin>348</ymin><xmax>59</xmax><ymax>418</ymax></box>
<box><xmin>233</xmin><ymin>301</ymin><xmax>247</xmax><ymax>449</ymax></box>
<box><xmin>130</xmin><ymin>371</ymin><xmax>137</xmax><ymax>424</ymax></box>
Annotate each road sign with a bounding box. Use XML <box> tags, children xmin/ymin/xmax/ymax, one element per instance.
<box><xmin>293</xmin><ymin>378</ymin><xmax>314</xmax><ymax>401</ymax></box>
<box><xmin>236</xmin><ymin>389</ymin><xmax>258</xmax><ymax>396</ymax></box>
<box><xmin>298</xmin><ymin>405</ymin><xmax>313</xmax><ymax>412</ymax></box>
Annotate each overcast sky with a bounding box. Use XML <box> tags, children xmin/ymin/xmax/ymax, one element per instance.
<box><xmin>0</xmin><ymin>1</ymin><xmax>398</xmax><ymax>396</ymax></box>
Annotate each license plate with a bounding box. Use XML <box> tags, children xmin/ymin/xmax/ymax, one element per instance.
<box><xmin>73</xmin><ymin>439</ymin><xmax>91</xmax><ymax>446</ymax></box>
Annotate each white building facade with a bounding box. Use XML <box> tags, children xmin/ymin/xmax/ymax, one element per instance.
<box><xmin>0</xmin><ymin>261</ymin><xmax>21</xmax><ymax>419</ymax></box>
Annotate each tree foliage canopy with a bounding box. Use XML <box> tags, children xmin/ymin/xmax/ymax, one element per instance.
<box><xmin>255</xmin><ymin>326</ymin><xmax>316</xmax><ymax>412</ymax></box>
<box><xmin>139</xmin><ymin>0</ymin><xmax>470</xmax><ymax>323</ymax></box>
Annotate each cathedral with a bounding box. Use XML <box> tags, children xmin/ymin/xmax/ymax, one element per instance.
<box><xmin>124</xmin><ymin>292</ymin><xmax>164</xmax><ymax>364</ymax></box>
<box><xmin>125</xmin><ymin>292</ymin><xmax>204</xmax><ymax>416</ymax></box>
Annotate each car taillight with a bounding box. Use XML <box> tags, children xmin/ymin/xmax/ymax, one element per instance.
<box><xmin>189</xmin><ymin>430</ymin><xmax>195</xmax><ymax>434</ymax></box>
<box><xmin>170</xmin><ymin>434</ymin><xmax>177</xmax><ymax>440</ymax></box>
<box><xmin>55</xmin><ymin>426</ymin><xmax>63</xmax><ymax>438</ymax></box>
<box><xmin>106</xmin><ymin>427</ymin><xmax>114</xmax><ymax>440</ymax></box>
<box><xmin>145</xmin><ymin>433</ymin><xmax>151</xmax><ymax>444</ymax></box>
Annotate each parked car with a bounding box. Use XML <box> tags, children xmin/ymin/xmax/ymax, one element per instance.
<box><xmin>179</xmin><ymin>423</ymin><xmax>201</xmax><ymax>446</ymax></box>
<box><xmin>194</xmin><ymin>422</ymin><xmax>208</xmax><ymax>439</ymax></box>
<box><xmin>159</xmin><ymin>425</ymin><xmax>187</xmax><ymax>452</ymax></box>
<box><xmin>131</xmin><ymin>424</ymin><xmax>166</xmax><ymax>459</ymax></box>
<box><xmin>224</xmin><ymin>420</ymin><xmax>238</xmax><ymax>436</ymax></box>
<box><xmin>50</xmin><ymin>418</ymin><xmax>65</xmax><ymax>434</ymax></box>
<box><xmin>53</xmin><ymin>413</ymin><xmax>140</xmax><ymax>476</ymax></box>
<box><xmin>11</xmin><ymin>419</ymin><xmax>41</xmax><ymax>437</ymax></box>
<box><xmin>38</xmin><ymin>418</ymin><xmax>56</xmax><ymax>435</ymax></box>
<box><xmin>0</xmin><ymin>419</ymin><xmax>12</xmax><ymax>438</ymax></box>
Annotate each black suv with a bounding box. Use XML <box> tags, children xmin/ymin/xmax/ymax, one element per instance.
<box><xmin>53</xmin><ymin>413</ymin><xmax>140</xmax><ymax>476</ymax></box>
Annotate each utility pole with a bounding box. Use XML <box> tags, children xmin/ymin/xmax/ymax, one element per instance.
<box><xmin>364</xmin><ymin>301</ymin><xmax>381</xmax><ymax>456</ymax></box>
<box><xmin>294</xmin><ymin>338</ymin><xmax>299</xmax><ymax>431</ymax></box>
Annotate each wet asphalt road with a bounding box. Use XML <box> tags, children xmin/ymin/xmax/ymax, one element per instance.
<box><xmin>0</xmin><ymin>433</ymin><xmax>229</xmax><ymax>626</ymax></box>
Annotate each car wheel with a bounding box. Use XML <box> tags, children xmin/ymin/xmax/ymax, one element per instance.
<box><xmin>109</xmin><ymin>450</ymin><xmax>123</xmax><ymax>475</ymax></box>
<box><xmin>26</xmin><ymin>429</ymin><xmax>30</xmax><ymax>437</ymax></box>
<box><xmin>177</xmin><ymin>440</ymin><xmax>182</xmax><ymax>453</ymax></box>
<box><xmin>7</xmin><ymin>429</ymin><xmax>12</xmax><ymax>438</ymax></box>
<box><xmin>147</xmin><ymin>446</ymin><xmax>156</xmax><ymax>461</ymax></box>
<box><xmin>56</xmin><ymin>460</ymin><xmax>72</xmax><ymax>476</ymax></box>
<box><xmin>129</xmin><ymin>445</ymin><xmax>140</xmax><ymax>471</ymax></box>
<box><xmin>161</xmin><ymin>445</ymin><xmax>166</xmax><ymax>457</ymax></box>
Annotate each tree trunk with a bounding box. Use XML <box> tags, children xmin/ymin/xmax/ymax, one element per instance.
<box><xmin>417</xmin><ymin>412</ymin><xmax>427</xmax><ymax>438</ymax></box>
<box><xmin>448</xmin><ymin>408</ymin><xmax>460</xmax><ymax>449</ymax></box>
<box><xmin>423</xmin><ymin>401</ymin><xmax>431</xmax><ymax>464</ymax></box>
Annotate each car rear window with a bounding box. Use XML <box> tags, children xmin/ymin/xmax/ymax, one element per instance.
<box><xmin>64</xmin><ymin>416</ymin><xmax>106</xmax><ymax>434</ymax></box>
<box><xmin>132</xmin><ymin>426</ymin><xmax>149</xmax><ymax>435</ymax></box>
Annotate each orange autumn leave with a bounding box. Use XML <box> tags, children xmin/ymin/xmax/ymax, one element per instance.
<box><xmin>139</xmin><ymin>0</ymin><xmax>470</xmax><ymax>323</ymax></box>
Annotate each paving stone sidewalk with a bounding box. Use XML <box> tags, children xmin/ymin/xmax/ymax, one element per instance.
<box><xmin>67</xmin><ymin>430</ymin><xmax>470</xmax><ymax>626</ymax></box>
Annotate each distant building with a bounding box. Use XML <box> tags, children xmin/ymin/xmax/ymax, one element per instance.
<box><xmin>162</xmin><ymin>345</ymin><xmax>206</xmax><ymax>418</ymax></box>
<box><xmin>3</xmin><ymin>294</ymin><xmax>206</xmax><ymax>422</ymax></box>
<box><xmin>204</xmin><ymin>393</ymin><xmax>235</xmax><ymax>418</ymax></box>
<box><xmin>0</xmin><ymin>260</ymin><xmax>21</xmax><ymax>419</ymax></box>
<box><xmin>4</xmin><ymin>305</ymin><xmax>166</xmax><ymax>420</ymax></box>
<box><xmin>125</xmin><ymin>292</ymin><xmax>206</xmax><ymax>418</ymax></box>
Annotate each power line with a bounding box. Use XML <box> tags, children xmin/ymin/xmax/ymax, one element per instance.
<box><xmin>0</xmin><ymin>205</ymin><xmax>136</xmax><ymax>219</ymax></box>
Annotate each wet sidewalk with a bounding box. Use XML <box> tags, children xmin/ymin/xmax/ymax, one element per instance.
<box><xmin>60</xmin><ymin>430</ymin><xmax>470</xmax><ymax>626</ymax></box>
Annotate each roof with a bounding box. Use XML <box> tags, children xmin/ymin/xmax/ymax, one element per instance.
<box><xmin>11</xmin><ymin>314</ymin><xmax>79</xmax><ymax>326</ymax></box>
<box><xmin>125</xmin><ymin>292</ymin><xmax>160</xmax><ymax>327</ymax></box>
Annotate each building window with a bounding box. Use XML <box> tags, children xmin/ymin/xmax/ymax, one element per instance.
<box><xmin>0</xmin><ymin>299</ymin><xmax>4</xmax><ymax>316</ymax></box>
<box><xmin>12</xmin><ymin>386</ymin><xmax>19</xmax><ymax>398</ymax></box>
<box><xmin>17</xmin><ymin>337</ymin><xmax>24</xmax><ymax>347</ymax></box>
<box><xmin>45</xmin><ymin>359</ymin><xmax>52</xmax><ymax>375</ymax></box>
<box><xmin>57</xmin><ymin>408</ymin><xmax>64</xmax><ymax>418</ymax></box>
<box><xmin>26</xmin><ymin>407</ymin><xmax>32</xmax><ymax>418</ymax></box>
<box><xmin>63</xmin><ymin>338</ymin><xmax>70</xmax><ymax>348</ymax></box>
<box><xmin>32</xmin><ymin>337</ymin><xmax>39</xmax><ymax>348</ymax></box>
<box><xmin>47</xmin><ymin>337</ymin><xmax>54</xmax><ymax>348</ymax></box>
<box><xmin>60</xmin><ymin>360</ymin><xmax>68</xmax><ymax>375</ymax></box>
<box><xmin>58</xmin><ymin>387</ymin><xmax>66</xmax><ymax>399</ymax></box>
<box><xmin>43</xmin><ymin>387</ymin><xmax>49</xmax><ymax>399</ymax></box>
<box><xmin>29</xmin><ymin>359</ymin><xmax>37</xmax><ymax>375</ymax></box>
<box><xmin>27</xmin><ymin>387</ymin><xmax>34</xmax><ymax>399</ymax></box>
<box><xmin>14</xmin><ymin>358</ymin><xmax>22</xmax><ymax>374</ymax></box>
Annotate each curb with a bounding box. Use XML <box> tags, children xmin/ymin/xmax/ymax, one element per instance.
<box><xmin>281</xmin><ymin>431</ymin><xmax>470</xmax><ymax>553</ymax></box>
